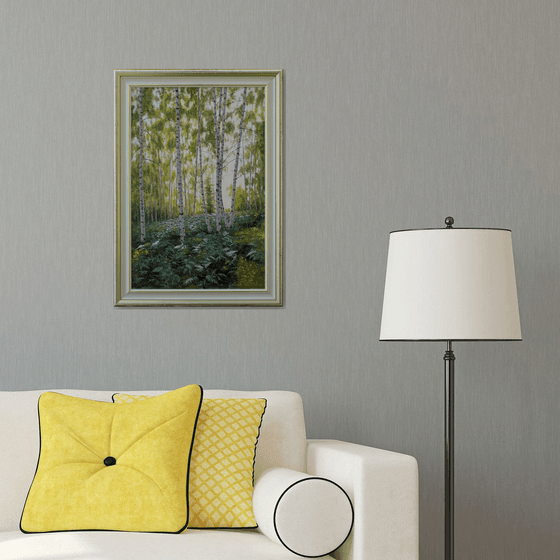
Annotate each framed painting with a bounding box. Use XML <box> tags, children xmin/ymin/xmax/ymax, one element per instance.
<box><xmin>114</xmin><ymin>69</ymin><xmax>282</xmax><ymax>306</ymax></box>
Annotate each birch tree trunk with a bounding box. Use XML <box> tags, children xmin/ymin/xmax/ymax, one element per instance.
<box><xmin>193</xmin><ymin>140</ymin><xmax>198</xmax><ymax>216</ymax></box>
<box><xmin>212</xmin><ymin>87</ymin><xmax>223</xmax><ymax>232</ymax></box>
<box><xmin>218</xmin><ymin>88</ymin><xmax>227</xmax><ymax>219</ymax></box>
<box><xmin>248</xmin><ymin>127</ymin><xmax>256</xmax><ymax>210</ymax></box>
<box><xmin>138</xmin><ymin>87</ymin><xmax>146</xmax><ymax>243</ymax></box>
<box><xmin>168</xmin><ymin>150</ymin><xmax>174</xmax><ymax>219</ymax></box>
<box><xmin>252</xmin><ymin>128</ymin><xmax>261</xmax><ymax>210</ymax></box>
<box><xmin>242</xmin><ymin>134</ymin><xmax>250</xmax><ymax>211</ymax></box>
<box><xmin>199</xmin><ymin>156</ymin><xmax>211</xmax><ymax>233</ymax></box>
<box><xmin>198</xmin><ymin>90</ymin><xmax>212</xmax><ymax>233</ymax></box>
<box><xmin>174</xmin><ymin>88</ymin><xmax>186</xmax><ymax>242</ymax></box>
<box><xmin>228</xmin><ymin>87</ymin><xmax>248</xmax><ymax>227</ymax></box>
<box><xmin>158</xmin><ymin>153</ymin><xmax>164</xmax><ymax>223</ymax></box>
<box><xmin>199</xmin><ymin>158</ymin><xmax>211</xmax><ymax>233</ymax></box>
<box><xmin>183</xmin><ymin>150</ymin><xmax>189</xmax><ymax>219</ymax></box>
<box><xmin>154</xmin><ymin>173</ymin><xmax>157</xmax><ymax>223</ymax></box>
<box><xmin>183</xmin><ymin>139</ymin><xmax>190</xmax><ymax>220</ymax></box>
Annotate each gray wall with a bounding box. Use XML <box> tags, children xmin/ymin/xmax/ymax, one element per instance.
<box><xmin>0</xmin><ymin>1</ymin><xmax>558</xmax><ymax>558</ymax></box>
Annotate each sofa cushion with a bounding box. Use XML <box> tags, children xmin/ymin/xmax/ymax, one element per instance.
<box><xmin>20</xmin><ymin>385</ymin><xmax>203</xmax><ymax>533</ymax></box>
<box><xmin>114</xmin><ymin>394</ymin><xmax>267</xmax><ymax>528</ymax></box>
<box><xmin>0</xmin><ymin>530</ymin><xmax>334</xmax><ymax>559</ymax></box>
<box><xmin>0</xmin><ymin>389</ymin><xmax>306</xmax><ymax>532</ymax></box>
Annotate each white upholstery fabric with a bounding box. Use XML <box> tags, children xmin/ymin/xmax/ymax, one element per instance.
<box><xmin>0</xmin><ymin>389</ymin><xmax>307</xmax><ymax>532</ymax></box>
<box><xmin>306</xmin><ymin>440</ymin><xmax>419</xmax><ymax>560</ymax></box>
<box><xmin>253</xmin><ymin>468</ymin><xmax>353</xmax><ymax>557</ymax></box>
<box><xmin>0</xmin><ymin>530</ymin><xmax>334</xmax><ymax>560</ymax></box>
<box><xmin>0</xmin><ymin>389</ymin><xmax>419</xmax><ymax>560</ymax></box>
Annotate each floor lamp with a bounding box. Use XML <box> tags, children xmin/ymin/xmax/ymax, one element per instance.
<box><xmin>379</xmin><ymin>217</ymin><xmax>521</xmax><ymax>560</ymax></box>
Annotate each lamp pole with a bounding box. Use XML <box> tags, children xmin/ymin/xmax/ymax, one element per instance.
<box><xmin>379</xmin><ymin>216</ymin><xmax>522</xmax><ymax>560</ymax></box>
<box><xmin>444</xmin><ymin>340</ymin><xmax>455</xmax><ymax>560</ymax></box>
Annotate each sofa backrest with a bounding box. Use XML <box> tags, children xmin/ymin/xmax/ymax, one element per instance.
<box><xmin>0</xmin><ymin>388</ymin><xmax>307</xmax><ymax>532</ymax></box>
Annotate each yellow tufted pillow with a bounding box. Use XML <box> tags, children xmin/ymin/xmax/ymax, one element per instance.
<box><xmin>113</xmin><ymin>394</ymin><xmax>267</xmax><ymax>529</ymax></box>
<box><xmin>20</xmin><ymin>384</ymin><xmax>203</xmax><ymax>533</ymax></box>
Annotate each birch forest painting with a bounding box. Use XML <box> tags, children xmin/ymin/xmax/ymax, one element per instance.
<box><xmin>130</xmin><ymin>86</ymin><xmax>266</xmax><ymax>290</ymax></box>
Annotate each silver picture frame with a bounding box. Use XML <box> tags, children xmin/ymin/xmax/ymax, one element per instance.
<box><xmin>114</xmin><ymin>69</ymin><xmax>283</xmax><ymax>306</ymax></box>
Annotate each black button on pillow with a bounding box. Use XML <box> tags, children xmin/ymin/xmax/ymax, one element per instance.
<box><xmin>103</xmin><ymin>456</ymin><xmax>116</xmax><ymax>467</ymax></box>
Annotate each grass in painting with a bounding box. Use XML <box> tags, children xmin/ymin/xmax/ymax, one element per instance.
<box><xmin>131</xmin><ymin>212</ymin><xmax>265</xmax><ymax>290</ymax></box>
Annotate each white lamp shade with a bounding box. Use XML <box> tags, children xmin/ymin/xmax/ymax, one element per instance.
<box><xmin>380</xmin><ymin>228</ymin><xmax>522</xmax><ymax>341</ymax></box>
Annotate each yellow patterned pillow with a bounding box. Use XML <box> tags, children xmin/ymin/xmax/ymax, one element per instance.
<box><xmin>113</xmin><ymin>394</ymin><xmax>267</xmax><ymax>529</ymax></box>
<box><xmin>21</xmin><ymin>385</ymin><xmax>203</xmax><ymax>533</ymax></box>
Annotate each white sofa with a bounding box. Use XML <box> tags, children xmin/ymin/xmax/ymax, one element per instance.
<box><xmin>0</xmin><ymin>389</ymin><xmax>419</xmax><ymax>560</ymax></box>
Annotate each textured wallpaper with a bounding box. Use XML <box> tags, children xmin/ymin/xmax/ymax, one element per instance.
<box><xmin>0</xmin><ymin>1</ymin><xmax>558</xmax><ymax>558</ymax></box>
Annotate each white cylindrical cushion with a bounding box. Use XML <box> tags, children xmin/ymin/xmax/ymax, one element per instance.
<box><xmin>253</xmin><ymin>468</ymin><xmax>353</xmax><ymax>558</ymax></box>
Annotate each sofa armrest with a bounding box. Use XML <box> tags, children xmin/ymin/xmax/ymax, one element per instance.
<box><xmin>306</xmin><ymin>440</ymin><xmax>418</xmax><ymax>560</ymax></box>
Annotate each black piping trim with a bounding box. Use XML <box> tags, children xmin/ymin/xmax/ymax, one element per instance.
<box><xmin>20</xmin><ymin>386</ymin><xmax>204</xmax><ymax>535</ymax></box>
<box><xmin>389</xmin><ymin>227</ymin><xmax>512</xmax><ymax>233</ymax></box>
<box><xmin>252</xmin><ymin>398</ymin><xmax>267</xmax><ymax>487</ymax></box>
<box><xmin>380</xmin><ymin>339</ymin><xmax>522</xmax><ymax>342</ymax></box>
<box><xmin>184</xmin><ymin>385</ymin><xmax>204</xmax><ymax>533</ymax></box>
<box><xmin>272</xmin><ymin>476</ymin><xmax>354</xmax><ymax>558</ymax></box>
<box><xmin>112</xmin><ymin>393</ymin><xmax>268</xmax><ymax>531</ymax></box>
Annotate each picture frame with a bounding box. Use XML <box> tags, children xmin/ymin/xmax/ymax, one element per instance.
<box><xmin>114</xmin><ymin>69</ymin><xmax>282</xmax><ymax>306</ymax></box>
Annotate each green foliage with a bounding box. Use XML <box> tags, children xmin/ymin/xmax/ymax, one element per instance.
<box><xmin>236</xmin><ymin>258</ymin><xmax>265</xmax><ymax>289</ymax></box>
<box><xmin>204</xmin><ymin>177</ymin><xmax>215</xmax><ymax>215</ymax></box>
<box><xmin>233</xmin><ymin>187</ymin><xmax>250</xmax><ymax>212</ymax></box>
<box><xmin>233</xmin><ymin>221</ymin><xmax>265</xmax><ymax>289</ymax></box>
<box><xmin>131</xmin><ymin>212</ymin><xmax>265</xmax><ymax>290</ymax></box>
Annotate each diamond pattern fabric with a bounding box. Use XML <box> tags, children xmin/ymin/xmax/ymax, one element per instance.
<box><xmin>113</xmin><ymin>394</ymin><xmax>267</xmax><ymax>529</ymax></box>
